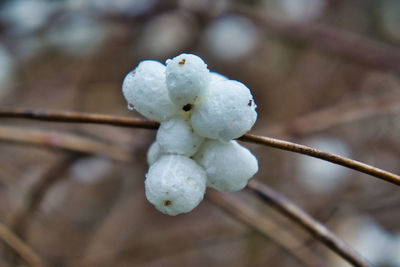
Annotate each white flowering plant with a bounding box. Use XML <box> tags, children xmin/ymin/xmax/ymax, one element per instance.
<box><xmin>122</xmin><ymin>53</ymin><xmax>259</xmax><ymax>215</ymax></box>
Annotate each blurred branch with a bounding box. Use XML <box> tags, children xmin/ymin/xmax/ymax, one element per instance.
<box><xmin>0</xmin><ymin>108</ymin><xmax>398</xmax><ymax>185</ymax></box>
<box><xmin>263</xmin><ymin>93</ymin><xmax>400</xmax><ymax>138</ymax></box>
<box><xmin>232</xmin><ymin>6</ymin><xmax>400</xmax><ymax>72</ymax></box>
<box><xmin>0</xmin><ymin>125</ymin><xmax>133</xmax><ymax>162</ymax></box>
<box><xmin>0</xmin><ymin>221</ymin><xmax>45</xmax><ymax>267</ymax></box>
<box><xmin>247</xmin><ymin>180</ymin><xmax>371</xmax><ymax>267</ymax></box>
<box><xmin>8</xmin><ymin>156</ymin><xmax>77</xmax><ymax>266</ymax></box>
<box><xmin>12</xmin><ymin>156</ymin><xmax>78</xmax><ymax>239</ymax></box>
<box><xmin>207</xmin><ymin>190</ymin><xmax>323</xmax><ymax>267</ymax></box>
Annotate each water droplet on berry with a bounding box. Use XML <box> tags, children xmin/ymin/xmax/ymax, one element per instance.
<box><xmin>127</xmin><ymin>104</ymin><xmax>135</xmax><ymax>110</ymax></box>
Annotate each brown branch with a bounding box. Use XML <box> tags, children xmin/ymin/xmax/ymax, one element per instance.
<box><xmin>0</xmin><ymin>108</ymin><xmax>399</xmax><ymax>185</ymax></box>
<box><xmin>0</xmin><ymin>221</ymin><xmax>45</xmax><ymax>267</ymax></box>
<box><xmin>232</xmin><ymin>5</ymin><xmax>400</xmax><ymax>71</ymax></box>
<box><xmin>247</xmin><ymin>180</ymin><xmax>371</xmax><ymax>267</ymax></box>
<box><xmin>238</xmin><ymin>133</ymin><xmax>400</xmax><ymax>186</ymax></box>
<box><xmin>0</xmin><ymin>125</ymin><xmax>133</xmax><ymax>162</ymax></box>
<box><xmin>0</xmin><ymin>109</ymin><xmax>159</xmax><ymax>129</ymax></box>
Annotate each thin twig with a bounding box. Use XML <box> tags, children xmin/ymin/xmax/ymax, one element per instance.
<box><xmin>247</xmin><ymin>180</ymin><xmax>371</xmax><ymax>267</ymax></box>
<box><xmin>0</xmin><ymin>109</ymin><xmax>159</xmax><ymax>129</ymax></box>
<box><xmin>207</xmin><ymin>190</ymin><xmax>323</xmax><ymax>267</ymax></box>
<box><xmin>0</xmin><ymin>108</ymin><xmax>398</xmax><ymax>185</ymax></box>
<box><xmin>238</xmin><ymin>133</ymin><xmax>400</xmax><ymax>185</ymax></box>
<box><xmin>232</xmin><ymin>5</ymin><xmax>400</xmax><ymax>71</ymax></box>
<box><xmin>0</xmin><ymin>221</ymin><xmax>45</xmax><ymax>267</ymax></box>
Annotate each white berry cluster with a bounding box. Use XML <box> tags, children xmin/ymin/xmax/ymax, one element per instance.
<box><xmin>122</xmin><ymin>53</ymin><xmax>258</xmax><ymax>216</ymax></box>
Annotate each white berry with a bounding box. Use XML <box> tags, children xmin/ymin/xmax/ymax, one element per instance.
<box><xmin>191</xmin><ymin>79</ymin><xmax>257</xmax><ymax>141</ymax></box>
<box><xmin>210</xmin><ymin>71</ymin><xmax>228</xmax><ymax>82</ymax></box>
<box><xmin>156</xmin><ymin>116</ymin><xmax>204</xmax><ymax>157</ymax></box>
<box><xmin>123</xmin><ymin>53</ymin><xmax>259</xmax><ymax>216</ymax></box>
<box><xmin>122</xmin><ymin>60</ymin><xmax>180</xmax><ymax>122</ymax></box>
<box><xmin>146</xmin><ymin>141</ymin><xmax>162</xmax><ymax>166</ymax></box>
<box><xmin>166</xmin><ymin>53</ymin><xmax>210</xmax><ymax>109</ymax></box>
<box><xmin>194</xmin><ymin>140</ymin><xmax>258</xmax><ymax>192</ymax></box>
<box><xmin>145</xmin><ymin>155</ymin><xmax>207</xmax><ymax>216</ymax></box>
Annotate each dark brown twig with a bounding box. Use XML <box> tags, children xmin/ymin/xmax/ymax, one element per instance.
<box><xmin>0</xmin><ymin>109</ymin><xmax>159</xmax><ymax>129</ymax></box>
<box><xmin>247</xmin><ymin>180</ymin><xmax>371</xmax><ymax>267</ymax></box>
<box><xmin>0</xmin><ymin>108</ymin><xmax>398</xmax><ymax>185</ymax></box>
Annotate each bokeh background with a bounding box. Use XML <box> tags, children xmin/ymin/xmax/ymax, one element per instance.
<box><xmin>0</xmin><ymin>0</ymin><xmax>399</xmax><ymax>266</ymax></box>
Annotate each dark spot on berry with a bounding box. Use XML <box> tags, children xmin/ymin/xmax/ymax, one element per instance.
<box><xmin>248</xmin><ymin>100</ymin><xmax>252</xmax><ymax>106</ymax></box>
<box><xmin>179</xmin><ymin>59</ymin><xmax>186</xmax><ymax>65</ymax></box>
<box><xmin>164</xmin><ymin>200</ymin><xmax>172</xmax><ymax>206</ymax></box>
<box><xmin>182</xmin><ymin>103</ymin><xmax>192</xmax><ymax>112</ymax></box>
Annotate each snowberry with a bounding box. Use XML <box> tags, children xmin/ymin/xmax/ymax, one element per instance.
<box><xmin>210</xmin><ymin>71</ymin><xmax>228</xmax><ymax>83</ymax></box>
<box><xmin>156</xmin><ymin>116</ymin><xmax>204</xmax><ymax>157</ymax></box>
<box><xmin>388</xmin><ymin>233</ymin><xmax>400</xmax><ymax>266</ymax></box>
<box><xmin>122</xmin><ymin>60</ymin><xmax>180</xmax><ymax>122</ymax></box>
<box><xmin>194</xmin><ymin>140</ymin><xmax>258</xmax><ymax>192</ymax></box>
<box><xmin>166</xmin><ymin>53</ymin><xmax>210</xmax><ymax>110</ymax></box>
<box><xmin>191</xmin><ymin>79</ymin><xmax>257</xmax><ymax>141</ymax></box>
<box><xmin>146</xmin><ymin>141</ymin><xmax>162</xmax><ymax>166</ymax></box>
<box><xmin>123</xmin><ymin>53</ymin><xmax>259</xmax><ymax>215</ymax></box>
<box><xmin>145</xmin><ymin>155</ymin><xmax>207</xmax><ymax>216</ymax></box>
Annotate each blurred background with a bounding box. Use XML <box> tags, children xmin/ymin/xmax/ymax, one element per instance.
<box><xmin>0</xmin><ymin>0</ymin><xmax>399</xmax><ymax>266</ymax></box>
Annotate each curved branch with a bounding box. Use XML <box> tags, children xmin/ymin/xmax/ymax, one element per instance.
<box><xmin>0</xmin><ymin>108</ymin><xmax>399</xmax><ymax>185</ymax></box>
<box><xmin>247</xmin><ymin>180</ymin><xmax>371</xmax><ymax>267</ymax></box>
<box><xmin>239</xmin><ymin>134</ymin><xmax>400</xmax><ymax>185</ymax></box>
